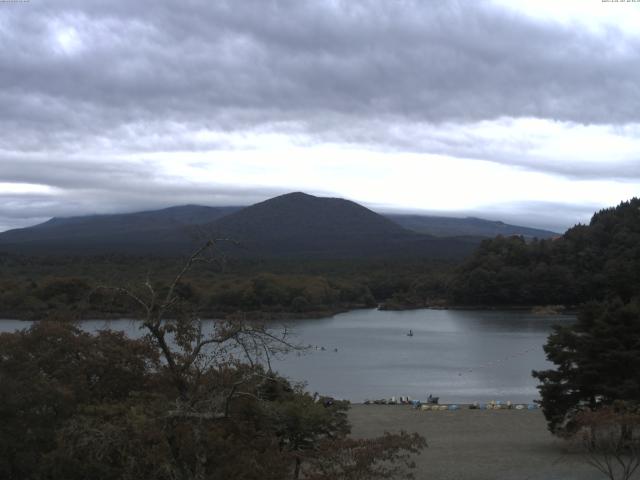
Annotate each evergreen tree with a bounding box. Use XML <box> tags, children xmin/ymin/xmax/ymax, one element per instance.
<box><xmin>533</xmin><ymin>299</ymin><xmax>640</xmax><ymax>434</ymax></box>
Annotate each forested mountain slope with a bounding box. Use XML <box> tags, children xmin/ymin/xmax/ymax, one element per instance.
<box><xmin>450</xmin><ymin>198</ymin><xmax>640</xmax><ymax>305</ymax></box>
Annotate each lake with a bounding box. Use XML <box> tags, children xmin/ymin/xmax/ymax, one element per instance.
<box><xmin>0</xmin><ymin>308</ymin><xmax>573</xmax><ymax>404</ymax></box>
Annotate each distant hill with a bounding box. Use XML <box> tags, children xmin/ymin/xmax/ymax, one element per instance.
<box><xmin>4</xmin><ymin>205</ymin><xmax>241</xmax><ymax>240</ymax></box>
<box><xmin>0</xmin><ymin>193</ymin><xmax>551</xmax><ymax>259</ymax></box>
<box><xmin>0</xmin><ymin>205</ymin><xmax>242</xmax><ymax>255</ymax></box>
<box><xmin>386</xmin><ymin>214</ymin><xmax>558</xmax><ymax>239</ymax></box>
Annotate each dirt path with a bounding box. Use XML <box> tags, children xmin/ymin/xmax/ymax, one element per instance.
<box><xmin>348</xmin><ymin>405</ymin><xmax>608</xmax><ymax>480</ymax></box>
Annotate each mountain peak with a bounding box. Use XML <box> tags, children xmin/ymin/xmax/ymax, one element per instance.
<box><xmin>262</xmin><ymin>191</ymin><xmax>330</xmax><ymax>205</ymax></box>
<box><xmin>278</xmin><ymin>191</ymin><xmax>315</xmax><ymax>199</ymax></box>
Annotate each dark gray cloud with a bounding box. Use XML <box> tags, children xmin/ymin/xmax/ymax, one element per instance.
<box><xmin>0</xmin><ymin>156</ymin><xmax>290</xmax><ymax>228</ymax></box>
<box><xmin>0</xmin><ymin>156</ymin><xmax>155</xmax><ymax>191</ymax></box>
<box><xmin>2</xmin><ymin>0</ymin><xmax>639</xmax><ymax>148</ymax></box>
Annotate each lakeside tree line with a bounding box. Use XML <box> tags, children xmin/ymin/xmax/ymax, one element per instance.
<box><xmin>0</xmin><ymin>255</ymin><xmax>453</xmax><ymax>320</ymax></box>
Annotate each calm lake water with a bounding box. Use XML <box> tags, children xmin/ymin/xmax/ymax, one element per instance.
<box><xmin>1</xmin><ymin>308</ymin><xmax>573</xmax><ymax>404</ymax></box>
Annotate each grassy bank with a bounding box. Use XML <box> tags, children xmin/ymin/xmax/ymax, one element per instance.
<box><xmin>348</xmin><ymin>405</ymin><xmax>602</xmax><ymax>480</ymax></box>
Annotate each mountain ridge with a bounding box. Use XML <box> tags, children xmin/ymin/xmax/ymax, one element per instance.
<box><xmin>0</xmin><ymin>193</ymin><xmax>557</xmax><ymax>258</ymax></box>
<box><xmin>387</xmin><ymin>213</ymin><xmax>557</xmax><ymax>239</ymax></box>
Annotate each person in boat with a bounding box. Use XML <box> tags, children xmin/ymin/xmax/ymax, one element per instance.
<box><xmin>407</xmin><ymin>329</ymin><xmax>413</xmax><ymax>336</ymax></box>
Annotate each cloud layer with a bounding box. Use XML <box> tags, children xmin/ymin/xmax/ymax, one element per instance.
<box><xmin>1</xmin><ymin>0</ymin><xmax>639</xmax><ymax>231</ymax></box>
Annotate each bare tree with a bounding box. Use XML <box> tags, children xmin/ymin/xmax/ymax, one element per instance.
<box><xmin>101</xmin><ymin>240</ymin><xmax>299</xmax><ymax>480</ymax></box>
<box><xmin>91</xmin><ymin>240</ymin><xmax>426</xmax><ymax>480</ymax></box>
<box><xmin>573</xmin><ymin>405</ymin><xmax>640</xmax><ymax>480</ymax></box>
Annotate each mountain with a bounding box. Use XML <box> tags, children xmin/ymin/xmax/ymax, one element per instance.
<box><xmin>386</xmin><ymin>214</ymin><xmax>558</xmax><ymax>239</ymax></box>
<box><xmin>0</xmin><ymin>193</ymin><xmax>548</xmax><ymax>259</ymax></box>
<box><xmin>211</xmin><ymin>192</ymin><xmax>408</xmax><ymax>252</ymax></box>
<box><xmin>207</xmin><ymin>192</ymin><xmax>474</xmax><ymax>258</ymax></box>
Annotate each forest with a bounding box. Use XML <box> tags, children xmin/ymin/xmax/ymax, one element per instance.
<box><xmin>449</xmin><ymin>198</ymin><xmax>640</xmax><ymax>307</ymax></box>
<box><xmin>0</xmin><ymin>254</ymin><xmax>453</xmax><ymax>320</ymax></box>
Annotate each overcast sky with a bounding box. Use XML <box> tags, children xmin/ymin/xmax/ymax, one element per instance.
<box><xmin>1</xmin><ymin>0</ymin><xmax>639</xmax><ymax>233</ymax></box>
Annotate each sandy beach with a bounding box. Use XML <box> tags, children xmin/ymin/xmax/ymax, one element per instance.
<box><xmin>348</xmin><ymin>405</ymin><xmax>607</xmax><ymax>480</ymax></box>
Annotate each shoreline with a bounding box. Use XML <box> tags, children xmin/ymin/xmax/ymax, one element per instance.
<box><xmin>0</xmin><ymin>306</ymin><xmax>355</xmax><ymax>322</ymax></box>
<box><xmin>0</xmin><ymin>303</ymin><xmax>577</xmax><ymax>322</ymax></box>
<box><xmin>381</xmin><ymin>303</ymin><xmax>577</xmax><ymax>315</ymax></box>
<box><xmin>353</xmin><ymin>401</ymin><xmax>539</xmax><ymax>408</ymax></box>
